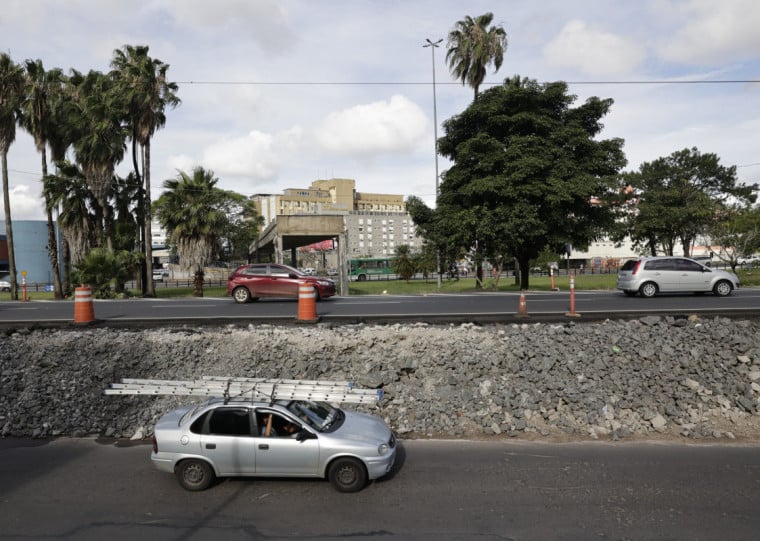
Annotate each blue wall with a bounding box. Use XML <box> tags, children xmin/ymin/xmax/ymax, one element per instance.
<box><xmin>0</xmin><ymin>221</ymin><xmax>63</xmax><ymax>284</ymax></box>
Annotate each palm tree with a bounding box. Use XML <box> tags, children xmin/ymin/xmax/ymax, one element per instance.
<box><xmin>42</xmin><ymin>162</ymin><xmax>98</xmax><ymax>277</ymax></box>
<box><xmin>111</xmin><ymin>45</ymin><xmax>180</xmax><ymax>297</ymax></box>
<box><xmin>153</xmin><ymin>167</ymin><xmax>230</xmax><ymax>297</ymax></box>
<box><xmin>445</xmin><ymin>12</ymin><xmax>508</xmax><ymax>99</ymax></box>
<box><xmin>0</xmin><ymin>53</ymin><xmax>24</xmax><ymax>300</ymax></box>
<box><xmin>69</xmin><ymin>70</ymin><xmax>127</xmax><ymax>251</ymax></box>
<box><xmin>19</xmin><ymin>59</ymin><xmax>65</xmax><ymax>299</ymax></box>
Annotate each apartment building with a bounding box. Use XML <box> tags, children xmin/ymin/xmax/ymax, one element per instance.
<box><xmin>251</xmin><ymin>178</ymin><xmax>422</xmax><ymax>258</ymax></box>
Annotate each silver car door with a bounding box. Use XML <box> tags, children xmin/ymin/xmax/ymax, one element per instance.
<box><xmin>676</xmin><ymin>258</ymin><xmax>710</xmax><ymax>292</ymax></box>
<box><xmin>254</xmin><ymin>411</ymin><xmax>320</xmax><ymax>475</ymax></box>
<box><xmin>647</xmin><ymin>259</ymin><xmax>679</xmax><ymax>291</ymax></box>
<box><xmin>199</xmin><ymin>408</ymin><xmax>257</xmax><ymax>475</ymax></box>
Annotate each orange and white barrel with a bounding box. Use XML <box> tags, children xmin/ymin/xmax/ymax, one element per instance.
<box><xmin>74</xmin><ymin>285</ymin><xmax>96</xmax><ymax>324</ymax></box>
<box><xmin>297</xmin><ymin>282</ymin><xmax>319</xmax><ymax>323</ymax></box>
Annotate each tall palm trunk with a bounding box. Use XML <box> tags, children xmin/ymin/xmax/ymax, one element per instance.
<box><xmin>143</xmin><ymin>142</ymin><xmax>155</xmax><ymax>296</ymax></box>
<box><xmin>193</xmin><ymin>270</ymin><xmax>204</xmax><ymax>297</ymax></box>
<box><xmin>40</xmin><ymin>151</ymin><xmax>63</xmax><ymax>299</ymax></box>
<box><xmin>1</xmin><ymin>150</ymin><xmax>18</xmax><ymax>300</ymax></box>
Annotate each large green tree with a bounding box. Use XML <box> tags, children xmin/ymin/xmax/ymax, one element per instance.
<box><xmin>0</xmin><ymin>53</ymin><xmax>24</xmax><ymax>299</ymax></box>
<box><xmin>153</xmin><ymin>167</ymin><xmax>236</xmax><ymax>297</ymax></box>
<box><xmin>620</xmin><ymin>148</ymin><xmax>757</xmax><ymax>257</ymax></box>
<box><xmin>708</xmin><ymin>205</ymin><xmax>760</xmax><ymax>270</ymax></box>
<box><xmin>430</xmin><ymin>76</ymin><xmax>626</xmax><ymax>290</ymax></box>
<box><xmin>446</xmin><ymin>12</ymin><xmax>508</xmax><ymax>100</ymax></box>
<box><xmin>224</xmin><ymin>198</ymin><xmax>264</xmax><ymax>262</ymax></box>
<box><xmin>111</xmin><ymin>45</ymin><xmax>180</xmax><ymax>296</ymax></box>
<box><xmin>19</xmin><ymin>59</ymin><xmax>65</xmax><ymax>299</ymax></box>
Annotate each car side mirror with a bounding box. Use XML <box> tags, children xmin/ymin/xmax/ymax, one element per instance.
<box><xmin>296</xmin><ymin>429</ymin><xmax>317</xmax><ymax>442</ymax></box>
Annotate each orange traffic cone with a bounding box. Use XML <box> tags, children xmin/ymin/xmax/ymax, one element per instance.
<box><xmin>296</xmin><ymin>282</ymin><xmax>320</xmax><ymax>323</ymax></box>
<box><xmin>74</xmin><ymin>285</ymin><xmax>96</xmax><ymax>324</ymax></box>
<box><xmin>517</xmin><ymin>291</ymin><xmax>528</xmax><ymax>317</ymax></box>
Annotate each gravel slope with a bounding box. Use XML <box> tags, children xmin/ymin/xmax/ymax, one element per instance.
<box><xmin>1</xmin><ymin>316</ymin><xmax>759</xmax><ymax>441</ymax></box>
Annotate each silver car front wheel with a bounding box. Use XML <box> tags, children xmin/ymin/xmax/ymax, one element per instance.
<box><xmin>713</xmin><ymin>280</ymin><xmax>733</xmax><ymax>297</ymax></box>
<box><xmin>328</xmin><ymin>457</ymin><xmax>367</xmax><ymax>493</ymax></box>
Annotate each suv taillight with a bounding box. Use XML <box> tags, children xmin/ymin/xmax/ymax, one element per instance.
<box><xmin>152</xmin><ymin>435</ymin><xmax>158</xmax><ymax>454</ymax></box>
<box><xmin>632</xmin><ymin>261</ymin><xmax>642</xmax><ymax>275</ymax></box>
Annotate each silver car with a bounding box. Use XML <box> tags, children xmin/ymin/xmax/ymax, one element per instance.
<box><xmin>617</xmin><ymin>256</ymin><xmax>740</xmax><ymax>298</ymax></box>
<box><xmin>151</xmin><ymin>397</ymin><xmax>396</xmax><ymax>492</ymax></box>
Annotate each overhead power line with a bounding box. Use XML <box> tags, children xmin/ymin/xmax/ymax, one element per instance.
<box><xmin>175</xmin><ymin>79</ymin><xmax>760</xmax><ymax>86</ymax></box>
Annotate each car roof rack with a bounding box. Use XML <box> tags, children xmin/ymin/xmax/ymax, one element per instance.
<box><xmin>104</xmin><ymin>376</ymin><xmax>384</xmax><ymax>404</ymax></box>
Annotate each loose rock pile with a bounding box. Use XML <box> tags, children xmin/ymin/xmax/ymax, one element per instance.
<box><xmin>1</xmin><ymin>316</ymin><xmax>759</xmax><ymax>441</ymax></box>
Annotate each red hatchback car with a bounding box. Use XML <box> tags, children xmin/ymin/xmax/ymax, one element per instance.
<box><xmin>227</xmin><ymin>263</ymin><xmax>336</xmax><ymax>303</ymax></box>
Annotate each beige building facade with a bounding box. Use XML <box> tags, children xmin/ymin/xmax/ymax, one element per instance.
<box><xmin>251</xmin><ymin>178</ymin><xmax>422</xmax><ymax>260</ymax></box>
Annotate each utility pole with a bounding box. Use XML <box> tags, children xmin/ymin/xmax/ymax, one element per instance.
<box><xmin>424</xmin><ymin>38</ymin><xmax>443</xmax><ymax>289</ymax></box>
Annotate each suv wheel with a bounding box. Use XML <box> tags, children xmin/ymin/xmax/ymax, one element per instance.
<box><xmin>639</xmin><ymin>282</ymin><xmax>658</xmax><ymax>298</ymax></box>
<box><xmin>713</xmin><ymin>280</ymin><xmax>732</xmax><ymax>297</ymax></box>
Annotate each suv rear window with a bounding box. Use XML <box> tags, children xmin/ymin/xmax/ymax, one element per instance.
<box><xmin>620</xmin><ymin>260</ymin><xmax>639</xmax><ymax>271</ymax></box>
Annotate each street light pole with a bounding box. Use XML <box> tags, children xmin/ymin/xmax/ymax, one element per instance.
<box><xmin>424</xmin><ymin>38</ymin><xmax>443</xmax><ymax>289</ymax></box>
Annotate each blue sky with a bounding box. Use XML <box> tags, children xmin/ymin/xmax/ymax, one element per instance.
<box><xmin>2</xmin><ymin>0</ymin><xmax>760</xmax><ymax>221</ymax></box>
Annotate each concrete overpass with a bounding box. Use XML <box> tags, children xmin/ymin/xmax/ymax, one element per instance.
<box><xmin>251</xmin><ymin>214</ymin><xmax>348</xmax><ymax>293</ymax></box>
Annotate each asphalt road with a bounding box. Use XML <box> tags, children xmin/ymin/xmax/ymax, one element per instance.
<box><xmin>1</xmin><ymin>438</ymin><xmax>758</xmax><ymax>540</ymax></box>
<box><xmin>1</xmin><ymin>288</ymin><xmax>759</xmax><ymax>327</ymax></box>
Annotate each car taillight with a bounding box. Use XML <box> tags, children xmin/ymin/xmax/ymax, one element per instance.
<box><xmin>152</xmin><ymin>435</ymin><xmax>158</xmax><ymax>454</ymax></box>
<box><xmin>631</xmin><ymin>261</ymin><xmax>642</xmax><ymax>275</ymax></box>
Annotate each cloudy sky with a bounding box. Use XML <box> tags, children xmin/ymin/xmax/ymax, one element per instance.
<box><xmin>2</xmin><ymin>0</ymin><xmax>760</xmax><ymax>221</ymax></box>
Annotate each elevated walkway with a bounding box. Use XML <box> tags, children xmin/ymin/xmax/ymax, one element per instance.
<box><xmin>252</xmin><ymin>214</ymin><xmax>348</xmax><ymax>294</ymax></box>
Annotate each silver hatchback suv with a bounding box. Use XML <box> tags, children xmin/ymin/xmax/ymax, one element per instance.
<box><xmin>617</xmin><ymin>256</ymin><xmax>740</xmax><ymax>298</ymax></box>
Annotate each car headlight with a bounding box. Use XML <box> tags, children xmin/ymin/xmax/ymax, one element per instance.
<box><xmin>317</xmin><ymin>280</ymin><xmax>333</xmax><ymax>286</ymax></box>
<box><xmin>377</xmin><ymin>443</ymin><xmax>389</xmax><ymax>455</ymax></box>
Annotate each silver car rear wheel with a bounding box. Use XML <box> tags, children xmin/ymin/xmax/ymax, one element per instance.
<box><xmin>713</xmin><ymin>280</ymin><xmax>732</xmax><ymax>297</ymax></box>
<box><xmin>328</xmin><ymin>457</ymin><xmax>367</xmax><ymax>493</ymax></box>
<box><xmin>176</xmin><ymin>459</ymin><xmax>215</xmax><ymax>491</ymax></box>
<box><xmin>639</xmin><ymin>282</ymin><xmax>658</xmax><ymax>298</ymax></box>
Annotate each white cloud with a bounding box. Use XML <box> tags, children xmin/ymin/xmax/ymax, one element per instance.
<box><xmin>657</xmin><ymin>0</ymin><xmax>760</xmax><ymax>65</ymax></box>
<box><xmin>153</xmin><ymin>0</ymin><xmax>295</xmax><ymax>53</ymax></box>
<box><xmin>316</xmin><ymin>95</ymin><xmax>429</xmax><ymax>158</ymax></box>
<box><xmin>543</xmin><ymin>19</ymin><xmax>646</xmax><ymax>77</ymax></box>
<box><xmin>6</xmin><ymin>184</ymin><xmax>46</xmax><ymax>221</ymax></box>
<box><xmin>167</xmin><ymin>127</ymin><xmax>304</xmax><ymax>182</ymax></box>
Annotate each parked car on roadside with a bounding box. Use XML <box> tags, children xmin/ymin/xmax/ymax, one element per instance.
<box><xmin>0</xmin><ymin>275</ymin><xmax>11</xmax><ymax>292</ymax></box>
<box><xmin>617</xmin><ymin>256</ymin><xmax>740</xmax><ymax>298</ymax></box>
<box><xmin>151</xmin><ymin>397</ymin><xmax>396</xmax><ymax>492</ymax></box>
<box><xmin>152</xmin><ymin>267</ymin><xmax>169</xmax><ymax>281</ymax></box>
<box><xmin>227</xmin><ymin>263</ymin><xmax>336</xmax><ymax>303</ymax></box>
<box><xmin>737</xmin><ymin>255</ymin><xmax>760</xmax><ymax>266</ymax></box>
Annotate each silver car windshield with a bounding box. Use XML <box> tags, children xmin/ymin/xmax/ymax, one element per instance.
<box><xmin>287</xmin><ymin>400</ymin><xmax>337</xmax><ymax>432</ymax></box>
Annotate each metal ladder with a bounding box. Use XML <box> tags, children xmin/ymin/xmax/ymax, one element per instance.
<box><xmin>104</xmin><ymin>376</ymin><xmax>384</xmax><ymax>404</ymax></box>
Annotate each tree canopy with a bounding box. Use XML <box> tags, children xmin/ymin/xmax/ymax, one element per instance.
<box><xmin>616</xmin><ymin>147</ymin><xmax>757</xmax><ymax>257</ymax></box>
<box><xmin>416</xmin><ymin>75</ymin><xmax>626</xmax><ymax>289</ymax></box>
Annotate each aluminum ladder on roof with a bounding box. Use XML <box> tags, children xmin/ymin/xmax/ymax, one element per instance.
<box><xmin>104</xmin><ymin>375</ymin><xmax>384</xmax><ymax>404</ymax></box>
